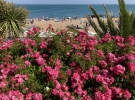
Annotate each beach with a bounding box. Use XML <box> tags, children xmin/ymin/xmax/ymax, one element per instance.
<box><xmin>25</xmin><ymin>18</ymin><xmax>96</xmax><ymax>32</ymax></box>
<box><xmin>22</xmin><ymin>4</ymin><xmax>134</xmax><ymax>33</ymax></box>
<box><xmin>25</xmin><ymin>17</ymin><xmax>118</xmax><ymax>33</ymax></box>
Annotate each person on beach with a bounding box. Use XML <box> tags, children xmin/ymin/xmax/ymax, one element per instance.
<box><xmin>42</xmin><ymin>16</ymin><xmax>44</xmax><ymax>20</ymax></box>
<box><xmin>41</xmin><ymin>28</ymin><xmax>45</xmax><ymax>32</ymax></box>
<box><xmin>80</xmin><ymin>19</ymin><xmax>82</xmax><ymax>27</ymax></box>
<box><xmin>31</xmin><ymin>19</ymin><xmax>34</xmax><ymax>24</ymax></box>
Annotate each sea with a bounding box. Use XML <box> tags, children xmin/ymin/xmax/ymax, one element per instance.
<box><xmin>17</xmin><ymin>4</ymin><xmax>135</xmax><ymax>19</ymax></box>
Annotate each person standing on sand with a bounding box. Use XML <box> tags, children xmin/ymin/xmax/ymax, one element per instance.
<box><xmin>42</xmin><ymin>16</ymin><xmax>44</xmax><ymax>20</ymax></box>
<box><xmin>41</xmin><ymin>28</ymin><xmax>45</xmax><ymax>32</ymax></box>
<box><xmin>80</xmin><ymin>19</ymin><xmax>82</xmax><ymax>27</ymax></box>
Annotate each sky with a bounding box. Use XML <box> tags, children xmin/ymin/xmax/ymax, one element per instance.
<box><xmin>6</xmin><ymin>0</ymin><xmax>135</xmax><ymax>4</ymax></box>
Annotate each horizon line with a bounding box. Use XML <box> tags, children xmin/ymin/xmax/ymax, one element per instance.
<box><xmin>15</xmin><ymin>3</ymin><xmax>135</xmax><ymax>5</ymax></box>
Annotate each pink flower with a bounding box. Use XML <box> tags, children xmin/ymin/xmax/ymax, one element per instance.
<box><xmin>61</xmin><ymin>84</ymin><xmax>68</xmax><ymax>91</ymax></box>
<box><xmin>127</xmin><ymin>62</ymin><xmax>135</xmax><ymax>72</ymax></box>
<box><xmin>24</xmin><ymin>60</ymin><xmax>31</xmax><ymax>66</ymax></box>
<box><xmin>72</xmin><ymin>73</ymin><xmax>80</xmax><ymax>82</ymax></box>
<box><xmin>81</xmin><ymin>72</ymin><xmax>89</xmax><ymax>80</ymax></box>
<box><xmin>76</xmin><ymin>52</ymin><xmax>82</xmax><ymax>56</ymax></box>
<box><xmin>32</xmin><ymin>93</ymin><xmax>42</xmax><ymax>100</ymax></box>
<box><xmin>55</xmin><ymin>60</ymin><xmax>62</xmax><ymax>69</ymax></box>
<box><xmin>66</xmin><ymin>52</ymin><xmax>70</xmax><ymax>56</ymax></box>
<box><xmin>83</xmin><ymin>96</ymin><xmax>92</xmax><ymax>100</ymax></box>
<box><xmin>69</xmin><ymin>61</ymin><xmax>76</xmax><ymax>67</ymax></box>
<box><xmin>36</xmin><ymin>57</ymin><xmax>46</xmax><ymax>66</ymax></box>
<box><xmin>11</xmin><ymin>74</ymin><xmax>28</xmax><ymax>86</ymax></box>
<box><xmin>8</xmin><ymin>90</ymin><xmax>24</xmax><ymax>100</ymax></box>
<box><xmin>27</xmin><ymin>30</ymin><xmax>32</xmax><ymax>35</ymax></box>
<box><xmin>25</xmin><ymin>92</ymin><xmax>33</xmax><ymax>100</ymax></box>
<box><xmin>94</xmin><ymin>91</ymin><xmax>104</xmax><ymax>100</ymax></box>
<box><xmin>123</xmin><ymin>89</ymin><xmax>131</xmax><ymax>99</ymax></box>
<box><xmin>100</xmin><ymin>33</ymin><xmax>112</xmax><ymax>43</ymax></box>
<box><xmin>0</xmin><ymin>81</ymin><xmax>7</xmax><ymax>88</ymax></box>
<box><xmin>114</xmin><ymin>35</ymin><xmax>124</xmax><ymax>42</ymax></box>
<box><xmin>117</xmin><ymin>56</ymin><xmax>125</xmax><ymax>63</ymax></box>
<box><xmin>104</xmin><ymin>88</ymin><xmax>112</xmax><ymax>100</ymax></box>
<box><xmin>111</xmin><ymin>87</ymin><xmax>123</xmax><ymax>98</ymax></box>
<box><xmin>126</xmin><ymin>36</ymin><xmax>135</xmax><ymax>46</ymax></box>
<box><xmin>125</xmin><ymin>54</ymin><xmax>135</xmax><ymax>60</ymax></box>
<box><xmin>66</xmin><ymin>69</ymin><xmax>72</xmax><ymax>76</ymax></box>
<box><xmin>99</xmin><ymin>60</ymin><xmax>108</xmax><ymax>68</ymax></box>
<box><xmin>22</xmin><ymin>38</ymin><xmax>36</xmax><ymax>47</ymax></box>
<box><xmin>43</xmin><ymin>54</ymin><xmax>48</xmax><ymax>58</ymax></box>
<box><xmin>0</xmin><ymin>93</ymin><xmax>10</xmax><ymax>100</ymax></box>
<box><xmin>117</xmin><ymin>43</ymin><xmax>125</xmax><ymax>48</ymax></box>
<box><xmin>86</xmin><ymin>68</ymin><xmax>94</xmax><ymax>79</ymax></box>
<box><xmin>33</xmin><ymin>26</ymin><xmax>39</xmax><ymax>33</ymax></box>
<box><xmin>45</xmin><ymin>66</ymin><xmax>59</xmax><ymax>80</ymax></box>
<box><xmin>3</xmin><ymin>54</ymin><xmax>12</xmax><ymax>62</ymax></box>
<box><xmin>93</xmin><ymin>66</ymin><xmax>100</xmax><ymax>73</ymax></box>
<box><xmin>74</xmin><ymin>86</ymin><xmax>87</xmax><ymax>97</ymax></box>
<box><xmin>112</xmin><ymin>64</ymin><xmax>125</xmax><ymax>75</ymax></box>
<box><xmin>69</xmin><ymin>96</ymin><xmax>75</xmax><ymax>100</ymax></box>
<box><xmin>96</xmin><ymin>70</ymin><xmax>114</xmax><ymax>85</ymax></box>
<box><xmin>30</xmin><ymin>40</ymin><xmax>36</xmax><ymax>46</ymax></box>
<box><xmin>32</xmin><ymin>52</ymin><xmax>40</xmax><ymax>58</ymax></box>
<box><xmin>107</xmin><ymin>53</ymin><xmax>117</xmax><ymax>63</ymax></box>
<box><xmin>96</xmin><ymin>74</ymin><xmax>103</xmax><ymax>82</ymax></box>
<box><xmin>65</xmin><ymin>92</ymin><xmax>71</xmax><ymax>97</ymax></box>
<box><xmin>79</xmin><ymin>30</ymin><xmax>87</xmax><ymax>35</ymax></box>
<box><xmin>97</xmin><ymin>50</ymin><xmax>105</xmax><ymax>58</ymax></box>
<box><xmin>58</xmin><ymin>90</ymin><xmax>64</xmax><ymax>98</ymax></box>
<box><xmin>57</xmin><ymin>31</ymin><xmax>61</xmax><ymax>35</ymax></box>
<box><xmin>40</xmin><ymin>41</ymin><xmax>47</xmax><ymax>49</ymax></box>
<box><xmin>71</xmin><ymin>73</ymin><xmax>83</xmax><ymax>88</ymax></box>
<box><xmin>27</xmin><ymin>47</ymin><xmax>33</xmax><ymax>53</ymax></box>
<box><xmin>2</xmin><ymin>40</ymin><xmax>13</xmax><ymax>50</ymax></box>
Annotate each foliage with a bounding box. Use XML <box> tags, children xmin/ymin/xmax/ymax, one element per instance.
<box><xmin>0</xmin><ymin>0</ymin><xmax>29</xmax><ymax>39</ymax></box>
<box><xmin>87</xmin><ymin>0</ymin><xmax>135</xmax><ymax>38</ymax></box>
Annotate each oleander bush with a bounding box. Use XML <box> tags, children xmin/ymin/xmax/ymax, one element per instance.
<box><xmin>1</xmin><ymin>26</ymin><xmax>135</xmax><ymax>100</ymax></box>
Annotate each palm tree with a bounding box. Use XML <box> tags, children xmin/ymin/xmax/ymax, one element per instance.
<box><xmin>87</xmin><ymin>0</ymin><xmax>135</xmax><ymax>38</ymax></box>
<box><xmin>0</xmin><ymin>0</ymin><xmax>29</xmax><ymax>39</ymax></box>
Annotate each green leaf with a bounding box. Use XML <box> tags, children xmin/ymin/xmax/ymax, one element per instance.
<box><xmin>22</xmin><ymin>89</ymin><xmax>26</xmax><ymax>94</ymax></box>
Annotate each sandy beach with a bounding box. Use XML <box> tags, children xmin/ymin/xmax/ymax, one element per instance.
<box><xmin>25</xmin><ymin>18</ymin><xmax>95</xmax><ymax>32</ymax></box>
<box><xmin>25</xmin><ymin>17</ymin><xmax>118</xmax><ymax>33</ymax></box>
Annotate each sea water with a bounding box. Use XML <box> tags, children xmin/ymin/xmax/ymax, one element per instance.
<box><xmin>18</xmin><ymin>4</ymin><xmax>135</xmax><ymax>19</ymax></box>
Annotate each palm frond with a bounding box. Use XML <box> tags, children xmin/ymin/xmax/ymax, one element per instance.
<box><xmin>0</xmin><ymin>0</ymin><xmax>29</xmax><ymax>39</ymax></box>
<box><xmin>88</xmin><ymin>5</ymin><xmax>108</xmax><ymax>34</ymax></box>
<box><xmin>87</xmin><ymin>16</ymin><xmax>103</xmax><ymax>38</ymax></box>
<box><xmin>130</xmin><ymin>12</ymin><xmax>135</xmax><ymax>35</ymax></box>
<box><xmin>66</xmin><ymin>25</ymin><xmax>79</xmax><ymax>33</ymax></box>
<box><xmin>103</xmin><ymin>5</ymin><xmax>119</xmax><ymax>36</ymax></box>
<box><xmin>118</xmin><ymin>0</ymin><xmax>131</xmax><ymax>38</ymax></box>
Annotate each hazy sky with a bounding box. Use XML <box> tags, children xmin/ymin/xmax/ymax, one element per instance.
<box><xmin>6</xmin><ymin>0</ymin><xmax>135</xmax><ymax>4</ymax></box>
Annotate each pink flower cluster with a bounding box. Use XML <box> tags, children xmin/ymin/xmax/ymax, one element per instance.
<box><xmin>94</xmin><ymin>86</ymin><xmax>131</xmax><ymax>100</ymax></box>
<box><xmin>27</xmin><ymin>26</ymin><xmax>39</xmax><ymax>36</ymax></box>
<box><xmin>52</xmin><ymin>80</ymin><xmax>75</xmax><ymax>100</ymax></box>
<box><xmin>0</xmin><ymin>40</ymin><xmax>13</xmax><ymax>50</ymax></box>
<box><xmin>0</xmin><ymin>90</ymin><xmax>42</xmax><ymax>100</ymax></box>
<box><xmin>22</xmin><ymin>38</ymin><xmax>36</xmax><ymax>48</ymax></box>
<box><xmin>40</xmin><ymin>41</ymin><xmax>47</xmax><ymax>49</ymax></box>
<box><xmin>96</xmin><ymin>69</ymin><xmax>114</xmax><ymax>85</ymax></box>
<box><xmin>1</xmin><ymin>27</ymin><xmax>135</xmax><ymax>99</ymax></box>
<box><xmin>11</xmin><ymin>74</ymin><xmax>28</xmax><ymax>86</ymax></box>
<box><xmin>45</xmin><ymin>60</ymin><xmax>62</xmax><ymax>80</ymax></box>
